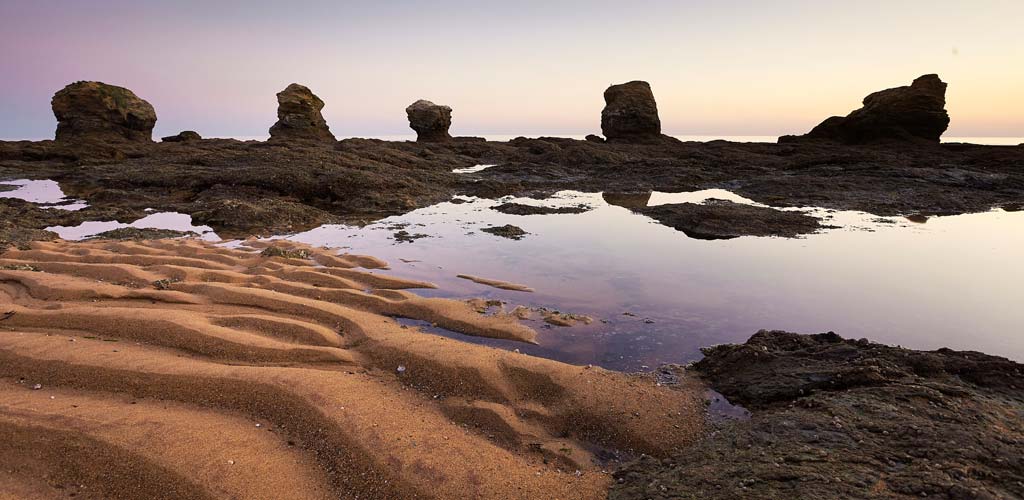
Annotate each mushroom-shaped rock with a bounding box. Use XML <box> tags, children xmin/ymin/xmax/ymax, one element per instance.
<box><xmin>798</xmin><ymin>74</ymin><xmax>950</xmax><ymax>144</ymax></box>
<box><xmin>161</xmin><ymin>130</ymin><xmax>202</xmax><ymax>143</ymax></box>
<box><xmin>406</xmin><ymin>100</ymin><xmax>453</xmax><ymax>142</ymax></box>
<box><xmin>268</xmin><ymin>84</ymin><xmax>335</xmax><ymax>142</ymax></box>
<box><xmin>600</xmin><ymin>81</ymin><xmax>662</xmax><ymax>143</ymax></box>
<box><xmin>51</xmin><ymin>81</ymin><xmax>157</xmax><ymax>143</ymax></box>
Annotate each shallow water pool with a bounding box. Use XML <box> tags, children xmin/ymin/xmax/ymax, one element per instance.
<box><xmin>282</xmin><ymin>191</ymin><xmax>1024</xmax><ymax>370</ymax></box>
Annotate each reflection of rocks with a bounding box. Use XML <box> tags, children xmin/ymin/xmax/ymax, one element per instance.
<box><xmin>786</xmin><ymin>74</ymin><xmax>950</xmax><ymax>144</ymax></box>
<box><xmin>600</xmin><ymin>81</ymin><xmax>663</xmax><ymax>143</ymax></box>
<box><xmin>481</xmin><ymin>224</ymin><xmax>528</xmax><ymax>240</ymax></box>
<box><xmin>52</xmin><ymin>81</ymin><xmax>157</xmax><ymax>143</ymax></box>
<box><xmin>268</xmin><ymin>84</ymin><xmax>335</xmax><ymax>143</ymax></box>
<box><xmin>612</xmin><ymin>330</ymin><xmax>1024</xmax><ymax>499</ymax></box>
<box><xmin>86</xmin><ymin>227</ymin><xmax>195</xmax><ymax>240</ymax></box>
<box><xmin>161</xmin><ymin>131</ymin><xmax>202</xmax><ymax>143</ymax></box>
<box><xmin>492</xmin><ymin>202</ymin><xmax>590</xmax><ymax>215</ymax></box>
<box><xmin>406</xmin><ymin>100</ymin><xmax>453</xmax><ymax>143</ymax></box>
<box><xmin>602</xmin><ymin>192</ymin><xmax>652</xmax><ymax>210</ymax></box>
<box><xmin>637</xmin><ymin>200</ymin><xmax>825</xmax><ymax>239</ymax></box>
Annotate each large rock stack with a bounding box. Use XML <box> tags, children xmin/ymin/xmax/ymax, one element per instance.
<box><xmin>600</xmin><ymin>81</ymin><xmax>663</xmax><ymax>143</ymax></box>
<box><xmin>51</xmin><ymin>81</ymin><xmax>157</xmax><ymax>143</ymax></box>
<box><xmin>268</xmin><ymin>84</ymin><xmax>336</xmax><ymax>142</ymax></box>
<box><xmin>794</xmin><ymin>74</ymin><xmax>950</xmax><ymax>144</ymax></box>
<box><xmin>406</xmin><ymin>100</ymin><xmax>453</xmax><ymax>142</ymax></box>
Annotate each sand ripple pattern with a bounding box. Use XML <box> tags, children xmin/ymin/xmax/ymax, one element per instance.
<box><xmin>0</xmin><ymin>239</ymin><xmax>703</xmax><ymax>499</ymax></box>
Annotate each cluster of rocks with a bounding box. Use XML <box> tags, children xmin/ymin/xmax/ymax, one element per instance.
<box><xmin>46</xmin><ymin>73</ymin><xmax>954</xmax><ymax>146</ymax></box>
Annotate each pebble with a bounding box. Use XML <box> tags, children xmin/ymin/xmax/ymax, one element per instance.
<box><xmin>397</xmin><ymin>365</ymin><xmax>406</xmax><ymax>374</ymax></box>
<box><xmin>31</xmin><ymin>384</ymin><xmax>42</xmax><ymax>390</ymax></box>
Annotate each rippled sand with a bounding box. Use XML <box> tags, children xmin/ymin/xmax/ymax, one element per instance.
<box><xmin>0</xmin><ymin>238</ymin><xmax>704</xmax><ymax>499</ymax></box>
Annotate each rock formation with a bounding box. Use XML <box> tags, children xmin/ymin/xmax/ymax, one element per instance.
<box><xmin>161</xmin><ymin>131</ymin><xmax>201</xmax><ymax>143</ymax></box>
<box><xmin>600</xmin><ymin>81</ymin><xmax>663</xmax><ymax>143</ymax></box>
<box><xmin>51</xmin><ymin>81</ymin><xmax>157</xmax><ymax>143</ymax></box>
<box><xmin>268</xmin><ymin>84</ymin><xmax>335</xmax><ymax>142</ymax></box>
<box><xmin>794</xmin><ymin>74</ymin><xmax>950</xmax><ymax>144</ymax></box>
<box><xmin>406</xmin><ymin>100</ymin><xmax>453</xmax><ymax>142</ymax></box>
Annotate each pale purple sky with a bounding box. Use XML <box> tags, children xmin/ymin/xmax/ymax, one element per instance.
<box><xmin>1</xmin><ymin>0</ymin><xmax>1022</xmax><ymax>140</ymax></box>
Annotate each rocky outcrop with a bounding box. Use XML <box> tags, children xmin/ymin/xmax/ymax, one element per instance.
<box><xmin>637</xmin><ymin>199</ymin><xmax>826</xmax><ymax>239</ymax></box>
<box><xmin>600</xmin><ymin>81</ymin><xmax>663</xmax><ymax>143</ymax></box>
<box><xmin>161</xmin><ymin>131</ymin><xmax>201</xmax><ymax>143</ymax></box>
<box><xmin>268</xmin><ymin>84</ymin><xmax>335</xmax><ymax>143</ymax></box>
<box><xmin>51</xmin><ymin>81</ymin><xmax>157</xmax><ymax>143</ymax></box>
<box><xmin>791</xmin><ymin>74</ymin><xmax>950</xmax><ymax>144</ymax></box>
<box><xmin>406</xmin><ymin>100</ymin><xmax>453</xmax><ymax>142</ymax></box>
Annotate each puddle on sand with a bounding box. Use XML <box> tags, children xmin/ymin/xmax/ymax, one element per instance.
<box><xmin>0</xmin><ymin>179</ymin><xmax>88</xmax><ymax>210</ymax></box>
<box><xmin>284</xmin><ymin>190</ymin><xmax>1024</xmax><ymax>371</ymax></box>
<box><xmin>46</xmin><ymin>212</ymin><xmax>219</xmax><ymax>241</ymax></box>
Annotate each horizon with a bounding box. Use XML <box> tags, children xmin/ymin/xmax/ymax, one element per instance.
<box><xmin>2</xmin><ymin>0</ymin><xmax>1023</xmax><ymax>140</ymax></box>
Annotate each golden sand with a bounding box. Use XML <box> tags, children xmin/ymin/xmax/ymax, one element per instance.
<box><xmin>0</xmin><ymin>239</ymin><xmax>705</xmax><ymax>499</ymax></box>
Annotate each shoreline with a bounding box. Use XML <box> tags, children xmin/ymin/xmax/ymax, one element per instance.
<box><xmin>0</xmin><ymin>238</ymin><xmax>705</xmax><ymax>499</ymax></box>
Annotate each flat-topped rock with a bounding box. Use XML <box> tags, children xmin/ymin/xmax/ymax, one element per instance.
<box><xmin>268</xmin><ymin>84</ymin><xmax>335</xmax><ymax>143</ymax></box>
<box><xmin>600</xmin><ymin>81</ymin><xmax>663</xmax><ymax>143</ymax></box>
<box><xmin>51</xmin><ymin>81</ymin><xmax>157</xmax><ymax>143</ymax></box>
<box><xmin>406</xmin><ymin>100</ymin><xmax>453</xmax><ymax>142</ymax></box>
<box><xmin>161</xmin><ymin>130</ymin><xmax>201</xmax><ymax>143</ymax></box>
<box><xmin>792</xmin><ymin>74</ymin><xmax>950</xmax><ymax>144</ymax></box>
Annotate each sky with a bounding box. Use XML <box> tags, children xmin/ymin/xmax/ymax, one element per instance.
<box><xmin>1</xmin><ymin>0</ymin><xmax>1022</xmax><ymax>140</ymax></box>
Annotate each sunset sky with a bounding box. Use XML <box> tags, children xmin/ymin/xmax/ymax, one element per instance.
<box><xmin>1</xmin><ymin>0</ymin><xmax>1021</xmax><ymax>140</ymax></box>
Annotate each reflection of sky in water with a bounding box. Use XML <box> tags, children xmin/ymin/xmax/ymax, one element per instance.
<box><xmin>46</xmin><ymin>212</ymin><xmax>218</xmax><ymax>241</ymax></box>
<box><xmin>286</xmin><ymin>191</ymin><xmax>1024</xmax><ymax>370</ymax></box>
<box><xmin>0</xmin><ymin>178</ymin><xmax>88</xmax><ymax>210</ymax></box>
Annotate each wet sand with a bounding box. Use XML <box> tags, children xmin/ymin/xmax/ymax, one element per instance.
<box><xmin>0</xmin><ymin>238</ymin><xmax>704</xmax><ymax>499</ymax></box>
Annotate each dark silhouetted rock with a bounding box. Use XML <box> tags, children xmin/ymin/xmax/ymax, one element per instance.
<box><xmin>600</xmin><ymin>81</ymin><xmax>662</xmax><ymax>143</ymax></box>
<box><xmin>585</xmin><ymin>134</ymin><xmax>605</xmax><ymax>143</ymax></box>
<box><xmin>602</xmin><ymin>192</ymin><xmax>652</xmax><ymax>210</ymax></box>
<box><xmin>791</xmin><ymin>74</ymin><xmax>950</xmax><ymax>144</ymax></box>
<box><xmin>406</xmin><ymin>100</ymin><xmax>453</xmax><ymax>142</ymax></box>
<box><xmin>51</xmin><ymin>81</ymin><xmax>157</xmax><ymax>143</ymax></box>
<box><xmin>268</xmin><ymin>84</ymin><xmax>335</xmax><ymax>143</ymax></box>
<box><xmin>161</xmin><ymin>131</ymin><xmax>201</xmax><ymax>143</ymax></box>
<box><xmin>637</xmin><ymin>199</ymin><xmax>826</xmax><ymax>239</ymax></box>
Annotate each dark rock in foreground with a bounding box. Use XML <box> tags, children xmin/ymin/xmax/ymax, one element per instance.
<box><xmin>788</xmin><ymin>74</ymin><xmax>950</xmax><ymax>144</ymax></box>
<box><xmin>637</xmin><ymin>199</ymin><xmax>826</xmax><ymax>239</ymax></box>
<box><xmin>481</xmin><ymin>224</ymin><xmax>528</xmax><ymax>240</ymax></box>
<box><xmin>85</xmin><ymin>227</ymin><xmax>196</xmax><ymax>240</ymax></box>
<box><xmin>161</xmin><ymin>131</ymin><xmax>202</xmax><ymax>143</ymax></box>
<box><xmin>406</xmin><ymin>100</ymin><xmax>453</xmax><ymax>142</ymax></box>
<box><xmin>611</xmin><ymin>330</ymin><xmax>1024</xmax><ymax>500</ymax></box>
<box><xmin>492</xmin><ymin>202</ymin><xmax>590</xmax><ymax>216</ymax></box>
<box><xmin>601</xmin><ymin>81</ymin><xmax>664</xmax><ymax>143</ymax></box>
<box><xmin>268</xmin><ymin>84</ymin><xmax>335</xmax><ymax>143</ymax></box>
<box><xmin>51</xmin><ymin>81</ymin><xmax>157</xmax><ymax>143</ymax></box>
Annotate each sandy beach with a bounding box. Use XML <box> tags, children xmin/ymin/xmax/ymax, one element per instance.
<box><xmin>0</xmin><ymin>238</ymin><xmax>704</xmax><ymax>499</ymax></box>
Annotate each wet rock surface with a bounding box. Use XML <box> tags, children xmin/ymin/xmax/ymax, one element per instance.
<box><xmin>601</xmin><ymin>81</ymin><xmax>666</xmax><ymax>143</ymax></box>
<box><xmin>51</xmin><ymin>81</ymin><xmax>157</xmax><ymax>143</ymax></box>
<box><xmin>406</xmin><ymin>100</ymin><xmax>453</xmax><ymax>142</ymax></box>
<box><xmin>790</xmin><ymin>74</ymin><xmax>951</xmax><ymax>144</ymax></box>
<box><xmin>481</xmin><ymin>224</ymin><xmax>528</xmax><ymax>240</ymax></box>
<box><xmin>268</xmin><ymin>84</ymin><xmax>335</xmax><ymax>142</ymax></box>
<box><xmin>1</xmin><ymin>135</ymin><xmax>1023</xmax><ymax>248</ymax></box>
<box><xmin>492</xmin><ymin>202</ymin><xmax>591</xmax><ymax>215</ymax></box>
<box><xmin>85</xmin><ymin>227</ymin><xmax>196</xmax><ymax>240</ymax></box>
<box><xmin>611</xmin><ymin>331</ymin><xmax>1024</xmax><ymax>499</ymax></box>
<box><xmin>636</xmin><ymin>199</ymin><xmax>826</xmax><ymax>239</ymax></box>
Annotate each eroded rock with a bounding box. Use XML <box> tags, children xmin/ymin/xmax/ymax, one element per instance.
<box><xmin>268</xmin><ymin>84</ymin><xmax>335</xmax><ymax>143</ymax></box>
<box><xmin>51</xmin><ymin>81</ymin><xmax>157</xmax><ymax>143</ymax></box>
<box><xmin>792</xmin><ymin>74</ymin><xmax>950</xmax><ymax>144</ymax></box>
<box><xmin>600</xmin><ymin>81</ymin><xmax>663</xmax><ymax>143</ymax></box>
<box><xmin>161</xmin><ymin>131</ymin><xmax>201</xmax><ymax>143</ymax></box>
<box><xmin>406</xmin><ymin>100</ymin><xmax>453</xmax><ymax>142</ymax></box>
